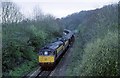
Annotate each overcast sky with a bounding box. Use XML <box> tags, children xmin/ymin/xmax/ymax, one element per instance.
<box><xmin>11</xmin><ymin>0</ymin><xmax>119</xmax><ymax>18</ymax></box>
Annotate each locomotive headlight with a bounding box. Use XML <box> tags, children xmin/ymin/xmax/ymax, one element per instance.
<box><xmin>44</xmin><ymin>51</ymin><xmax>48</xmax><ymax>55</ymax></box>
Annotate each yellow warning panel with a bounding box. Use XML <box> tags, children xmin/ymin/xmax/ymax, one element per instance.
<box><xmin>39</xmin><ymin>56</ymin><xmax>55</xmax><ymax>63</ymax></box>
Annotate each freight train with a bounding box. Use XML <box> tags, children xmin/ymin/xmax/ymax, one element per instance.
<box><xmin>38</xmin><ymin>29</ymin><xmax>75</xmax><ymax>69</ymax></box>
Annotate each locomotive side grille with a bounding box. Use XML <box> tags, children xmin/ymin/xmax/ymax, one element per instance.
<box><xmin>65</xmin><ymin>40</ymin><xmax>68</xmax><ymax>46</ymax></box>
<box><xmin>57</xmin><ymin>45</ymin><xmax>63</xmax><ymax>53</ymax></box>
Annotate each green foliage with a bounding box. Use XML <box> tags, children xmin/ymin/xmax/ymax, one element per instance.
<box><xmin>64</xmin><ymin>3</ymin><xmax>119</xmax><ymax>76</ymax></box>
<box><xmin>66</xmin><ymin>37</ymin><xmax>84</xmax><ymax>76</ymax></box>
<box><xmin>2</xmin><ymin>18</ymin><xmax>62</xmax><ymax>76</ymax></box>
<box><xmin>27</xmin><ymin>25</ymin><xmax>48</xmax><ymax>50</ymax></box>
<box><xmin>9</xmin><ymin>60</ymin><xmax>37</xmax><ymax>76</ymax></box>
<box><xmin>80</xmin><ymin>32</ymin><xmax>118</xmax><ymax>76</ymax></box>
<box><xmin>60</xmin><ymin>4</ymin><xmax>118</xmax><ymax>31</ymax></box>
<box><xmin>2</xmin><ymin>2</ymin><xmax>63</xmax><ymax>76</ymax></box>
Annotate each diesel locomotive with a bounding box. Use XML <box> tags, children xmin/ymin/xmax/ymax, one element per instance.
<box><xmin>38</xmin><ymin>29</ymin><xmax>75</xmax><ymax>69</ymax></box>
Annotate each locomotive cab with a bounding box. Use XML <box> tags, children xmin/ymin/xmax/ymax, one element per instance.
<box><xmin>39</xmin><ymin>49</ymin><xmax>55</xmax><ymax>68</ymax></box>
<box><xmin>38</xmin><ymin>41</ymin><xmax>64</xmax><ymax>68</ymax></box>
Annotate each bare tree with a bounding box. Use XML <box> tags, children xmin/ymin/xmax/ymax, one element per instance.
<box><xmin>2</xmin><ymin>2</ymin><xmax>23</xmax><ymax>24</ymax></box>
<box><xmin>33</xmin><ymin>5</ymin><xmax>44</xmax><ymax>21</ymax></box>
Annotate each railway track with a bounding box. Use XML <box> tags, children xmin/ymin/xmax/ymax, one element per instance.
<box><xmin>23</xmin><ymin>67</ymin><xmax>51</xmax><ymax>77</ymax></box>
<box><xmin>23</xmin><ymin>62</ymin><xmax>55</xmax><ymax>78</ymax></box>
<box><xmin>38</xmin><ymin>70</ymin><xmax>51</xmax><ymax>77</ymax></box>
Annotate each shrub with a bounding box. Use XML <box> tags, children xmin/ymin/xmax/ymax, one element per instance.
<box><xmin>80</xmin><ymin>32</ymin><xmax>118</xmax><ymax>76</ymax></box>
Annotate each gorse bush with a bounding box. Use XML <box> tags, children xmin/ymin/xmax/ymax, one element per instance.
<box><xmin>80</xmin><ymin>32</ymin><xmax>118</xmax><ymax>76</ymax></box>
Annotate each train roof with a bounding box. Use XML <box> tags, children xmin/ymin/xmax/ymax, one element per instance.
<box><xmin>64</xmin><ymin>29</ymin><xmax>71</xmax><ymax>34</ymax></box>
<box><xmin>40</xmin><ymin>41</ymin><xmax>63</xmax><ymax>51</ymax></box>
<box><xmin>48</xmin><ymin>41</ymin><xmax>63</xmax><ymax>50</ymax></box>
<box><xmin>63</xmin><ymin>32</ymin><xmax>74</xmax><ymax>39</ymax></box>
<box><xmin>39</xmin><ymin>29</ymin><xmax>74</xmax><ymax>53</ymax></box>
<box><xmin>63</xmin><ymin>29</ymin><xmax>74</xmax><ymax>38</ymax></box>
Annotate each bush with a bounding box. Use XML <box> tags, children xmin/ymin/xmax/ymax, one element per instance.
<box><xmin>9</xmin><ymin>60</ymin><xmax>37</xmax><ymax>76</ymax></box>
<box><xmin>80</xmin><ymin>32</ymin><xmax>118</xmax><ymax>76</ymax></box>
<box><xmin>2</xmin><ymin>15</ymin><xmax>62</xmax><ymax>76</ymax></box>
